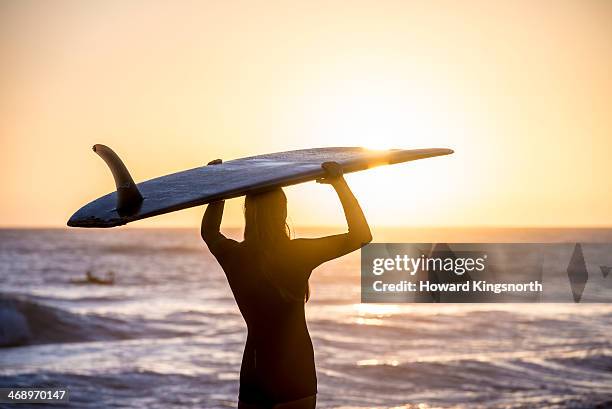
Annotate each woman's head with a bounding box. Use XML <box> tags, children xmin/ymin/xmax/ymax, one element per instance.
<box><xmin>244</xmin><ymin>188</ymin><xmax>289</xmax><ymax>243</ymax></box>
<box><xmin>243</xmin><ymin>188</ymin><xmax>310</xmax><ymax>302</ymax></box>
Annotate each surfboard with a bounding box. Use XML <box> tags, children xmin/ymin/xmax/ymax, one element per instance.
<box><xmin>67</xmin><ymin>145</ymin><xmax>453</xmax><ymax>228</ymax></box>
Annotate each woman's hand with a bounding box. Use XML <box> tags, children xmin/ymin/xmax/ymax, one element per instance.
<box><xmin>316</xmin><ymin>161</ymin><xmax>345</xmax><ymax>186</ymax></box>
<box><xmin>202</xmin><ymin>158</ymin><xmax>225</xmax><ymax>244</ymax></box>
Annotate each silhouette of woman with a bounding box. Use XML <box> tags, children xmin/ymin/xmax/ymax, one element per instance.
<box><xmin>202</xmin><ymin>160</ymin><xmax>372</xmax><ymax>409</ymax></box>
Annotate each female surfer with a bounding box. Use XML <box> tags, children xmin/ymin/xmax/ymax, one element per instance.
<box><xmin>201</xmin><ymin>160</ymin><xmax>372</xmax><ymax>409</ymax></box>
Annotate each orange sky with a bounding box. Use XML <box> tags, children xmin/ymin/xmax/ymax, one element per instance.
<box><xmin>1</xmin><ymin>0</ymin><xmax>611</xmax><ymax>228</ymax></box>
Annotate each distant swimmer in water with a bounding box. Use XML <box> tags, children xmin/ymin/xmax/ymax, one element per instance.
<box><xmin>201</xmin><ymin>159</ymin><xmax>372</xmax><ymax>409</ymax></box>
<box><xmin>70</xmin><ymin>270</ymin><xmax>115</xmax><ymax>285</ymax></box>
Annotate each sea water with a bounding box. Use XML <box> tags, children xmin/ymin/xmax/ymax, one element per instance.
<box><xmin>0</xmin><ymin>228</ymin><xmax>611</xmax><ymax>409</ymax></box>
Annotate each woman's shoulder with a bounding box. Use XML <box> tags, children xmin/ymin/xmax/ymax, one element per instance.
<box><xmin>286</xmin><ymin>238</ymin><xmax>319</xmax><ymax>258</ymax></box>
<box><xmin>211</xmin><ymin>237</ymin><xmax>244</xmax><ymax>259</ymax></box>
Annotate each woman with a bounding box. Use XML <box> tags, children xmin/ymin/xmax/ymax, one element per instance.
<box><xmin>201</xmin><ymin>160</ymin><xmax>372</xmax><ymax>409</ymax></box>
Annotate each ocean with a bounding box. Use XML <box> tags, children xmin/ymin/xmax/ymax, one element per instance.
<box><xmin>1</xmin><ymin>228</ymin><xmax>611</xmax><ymax>409</ymax></box>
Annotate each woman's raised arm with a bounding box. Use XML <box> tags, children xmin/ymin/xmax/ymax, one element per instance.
<box><xmin>296</xmin><ymin>162</ymin><xmax>372</xmax><ymax>268</ymax></box>
<box><xmin>323</xmin><ymin>162</ymin><xmax>372</xmax><ymax>247</ymax></box>
<box><xmin>200</xmin><ymin>159</ymin><xmax>237</xmax><ymax>255</ymax></box>
<box><xmin>201</xmin><ymin>200</ymin><xmax>226</xmax><ymax>245</ymax></box>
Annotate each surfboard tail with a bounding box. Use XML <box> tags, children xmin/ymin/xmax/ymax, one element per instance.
<box><xmin>92</xmin><ymin>144</ymin><xmax>143</xmax><ymax>213</ymax></box>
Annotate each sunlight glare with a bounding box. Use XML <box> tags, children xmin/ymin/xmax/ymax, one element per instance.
<box><xmin>307</xmin><ymin>77</ymin><xmax>457</xmax><ymax>150</ymax></box>
<box><xmin>353</xmin><ymin>303</ymin><xmax>404</xmax><ymax>316</ymax></box>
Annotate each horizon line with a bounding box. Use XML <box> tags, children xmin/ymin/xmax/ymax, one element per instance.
<box><xmin>2</xmin><ymin>224</ymin><xmax>612</xmax><ymax>230</ymax></box>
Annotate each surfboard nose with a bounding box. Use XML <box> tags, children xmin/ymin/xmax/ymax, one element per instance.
<box><xmin>92</xmin><ymin>144</ymin><xmax>143</xmax><ymax>213</ymax></box>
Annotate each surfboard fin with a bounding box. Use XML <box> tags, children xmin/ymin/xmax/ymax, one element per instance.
<box><xmin>92</xmin><ymin>144</ymin><xmax>143</xmax><ymax>213</ymax></box>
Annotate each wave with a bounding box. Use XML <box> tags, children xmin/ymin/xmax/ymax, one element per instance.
<box><xmin>0</xmin><ymin>370</ymin><xmax>233</xmax><ymax>409</ymax></box>
<box><xmin>0</xmin><ymin>294</ymin><xmax>184</xmax><ymax>348</ymax></box>
<box><xmin>98</xmin><ymin>243</ymin><xmax>203</xmax><ymax>256</ymax></box>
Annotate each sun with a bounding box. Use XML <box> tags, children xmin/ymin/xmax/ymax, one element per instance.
<box><xmin>304</xmin><ymin>78</ymin><xmax>453</xmax><ymax>151</ymax></box>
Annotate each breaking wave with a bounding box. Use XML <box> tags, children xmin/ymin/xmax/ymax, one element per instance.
<box><xmin>0</xmin><ymin>294</ymin><xmax>182</xmax><ymax>348</ymax></box>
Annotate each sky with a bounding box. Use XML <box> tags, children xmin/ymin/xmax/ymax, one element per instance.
<box><xmin>1</xmin><ymin>0</ymin><xmax>611</xmax><ymax>228</ymax></box>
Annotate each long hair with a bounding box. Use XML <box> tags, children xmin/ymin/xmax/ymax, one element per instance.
<box><xmin>244</xmin><ymin>188</ymin><xmax>310</xmax><ymax>302</ymax></box>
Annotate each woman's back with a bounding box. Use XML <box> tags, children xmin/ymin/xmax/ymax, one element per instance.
<box><xmin>211</xmin><ymin>239</ymin><xmax>317</xmax><ymax>404</ymax></box>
